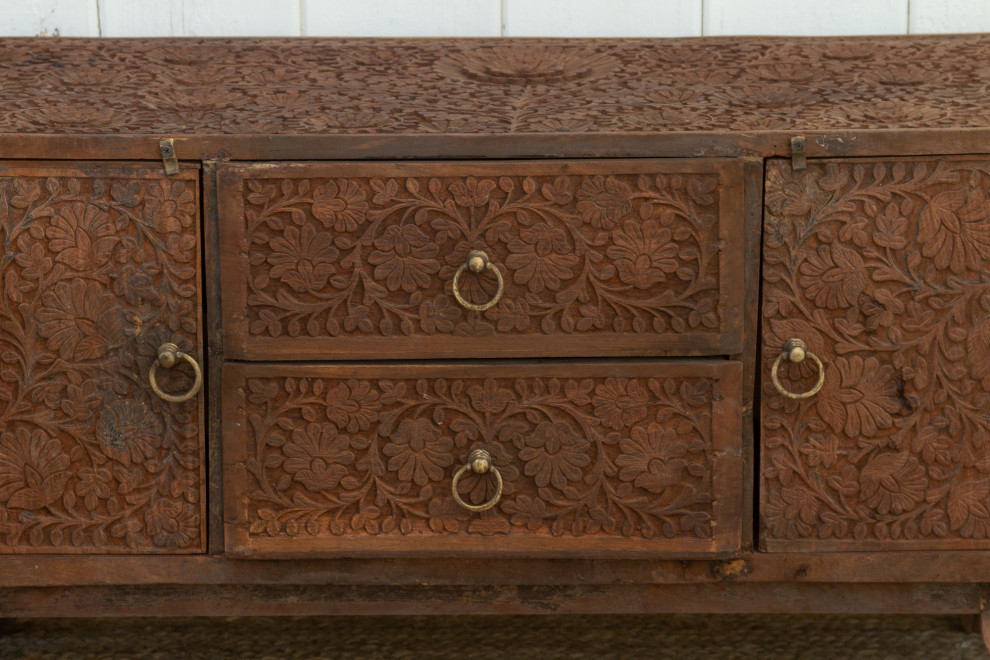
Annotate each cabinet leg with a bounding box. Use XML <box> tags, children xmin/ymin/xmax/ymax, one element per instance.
<box><xmin>981</xmin><ymin>611</ymin><xmax>990</xmax><ymax>653</ymax></box>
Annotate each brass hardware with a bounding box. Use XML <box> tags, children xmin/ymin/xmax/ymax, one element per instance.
<box><xmin>159</xmin><ymin>138</ymin><xmax>179</xmax><ymax>175</ymax></box>
<box><xmin>771</xmin><ymin>338</ymin><xmax>825</xmax><ymax>399</ymax></box>
<box><xmin>451</xmin><ymin>250</ymin><xmax>504</xmax><ymax>311</ymax></box>
<box><xmin>790</xmin><ymin>136</ymin><xmax>807</xmax><ymax>170</ymax></box>
<box><xmin>451</xmin><ymin>448</ymin><xmax>503</xmax><ymax>513</ymax></box>
<box><xmin>149</xmin><ymin>343</ymin><xmax>202</xmax><ymax>403</ymax></box>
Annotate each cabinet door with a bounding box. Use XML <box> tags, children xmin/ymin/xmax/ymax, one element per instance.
<box><xmin>0</xmin><ymin>162</ymin><xmax>205</xmax><ymax>553</ymax></box>
<box><xmin>761</xmin><ymin>157</ymin><xmax>990</xmax><ymax>551</ymax></box>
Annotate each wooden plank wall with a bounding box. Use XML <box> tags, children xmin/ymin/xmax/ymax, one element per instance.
<box><xmin>0</xmin><ymin>0</ymin><xmax>988</xmax><ymax>38</ymax></box>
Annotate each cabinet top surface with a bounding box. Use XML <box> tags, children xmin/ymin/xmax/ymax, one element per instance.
<box><xmin>1</xmin><ymin>35</ymin><xmax>989</xmax><ymax>138</ymax></box>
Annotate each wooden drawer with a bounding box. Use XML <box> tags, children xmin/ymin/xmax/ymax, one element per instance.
<box><xmin>218</xmin><ymin>160</ymin><xmax>744</xmax><ymax>360</ymax></box>
<box><xmin>761</xmin><ymin>156</ymin><xmax>990</xmax><ymax>551</ymax></box>
<box><xmin>0</xmin><ymin>162</ymin><xmax>206</xmax><ymax>553</ymax></box>
<box><xmin>223</xmin><ymin>360</ymin><xmax>742</xmax><ymax>556</ymax></box>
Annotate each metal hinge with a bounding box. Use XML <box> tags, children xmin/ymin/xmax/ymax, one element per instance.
<box><xmin>159</xmin><ymin>138</ymin><xmax>179</xmax><ymax>176</ymax></box>
<box><xmin>790</xmin><ymin>136</ymin><xmax>807</xmax><ymax>170</ymax></box>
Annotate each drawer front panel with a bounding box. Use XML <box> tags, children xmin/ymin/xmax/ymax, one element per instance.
<box><xmin>0</xmin><ymin>162</ymin><xmax>206</xmax><ymax>553</ymax></box>
<box><xmin>761</xmin><ymin>156</ymin><xmax>990</xmax><ymax>551</ymax></box>
<box><xmin>223</xmin><ymin>361</ymin><xmax>742</xmax><ymax>556</ymax></box>
<box><xmin>218</xmin><ymin>160</ymin><xmax>744</xmax><ymax>360</ymax></box>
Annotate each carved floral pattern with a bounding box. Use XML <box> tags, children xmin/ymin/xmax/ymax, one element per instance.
<box><xmin>241</xmin><ymin>170</ymin><xmax>722</xmax><ymax>341</ymax></box>
<box><xmin>240</xmin><ymin>374</ymin><xmax>719</xmax><ymax>541</ymax></box>
<box><xmin>0</xmin><ymin>167</ymin><xmax>204</xmax><ymax>552</ymax></box>
<box><xmin>761</xmin><ymin>158</ymin><xmax>990</xmax><ymax>547</ymax></box>
<box><xmin>1</xmin><ymin>36</ymin><xmax>989</xmax><ymax>134</ymax></box>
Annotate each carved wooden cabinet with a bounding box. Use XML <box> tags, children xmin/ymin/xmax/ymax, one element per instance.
<box><xmin>2</xmin><ymin>35</ymin><xmax>990</xmax><ymax>638</ymax></box>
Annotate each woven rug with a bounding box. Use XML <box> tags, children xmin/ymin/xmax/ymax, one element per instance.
<box><xmin>1</xmin><ymin>614</ymin><xmax>987</xmax><ymax>660</ymax></box>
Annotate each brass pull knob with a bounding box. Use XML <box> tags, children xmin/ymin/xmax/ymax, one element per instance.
<box><xmin>451</xmin><ymin>449</ymin><xmax>503</xmax><ymax>513</ymax></box>
<box><xmin>149</xmin><ymin>343</ymin><xmax>203</xmax><ymax>403</ymax></box>
<box><xmin>451</xmin><ymin>250</ymin><xmax>504</xmax><ymax>311</ymax></box>
<box><xmin>771</xmin><ymin>338</ymin><xmax>825</xmax><ymax>400</ymax></box>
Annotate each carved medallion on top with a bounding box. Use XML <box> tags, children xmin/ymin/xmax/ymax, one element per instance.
<box><xmin>434</xmin><ymin>44</ymin><xmax>620</xmax><ymax>84</ymax></box>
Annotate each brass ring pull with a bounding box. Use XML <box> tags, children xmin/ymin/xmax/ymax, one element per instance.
<box><xmin>149</xmin><ymin>343</ymin><xmax>203</xmax><ymax>403</ymax></box>
<box><xmin>771</xmin><ymin>338</ymin><xmax>825</xmax><ymax>400</ymax></box>
<box><xmin>451</xmin><ymin>449</ymin><xmax>503</xmax><ymax>513</ymax></box>
<box><xmin>451</xmin><ymin>250</ymin><xmax>504</xmax><ymax>311</ymax></box>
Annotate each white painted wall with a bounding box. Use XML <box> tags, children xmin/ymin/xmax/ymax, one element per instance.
<box><xmin>0</xmin><ymin>0</ymin><xmax>988</xmax><ymax>37</ymax></box>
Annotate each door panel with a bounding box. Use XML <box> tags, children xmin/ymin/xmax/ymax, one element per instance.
<box><xmin>0</xmin><ymin>162</ymin><xmax>206</xmax><ymax>553</ymax></box>
<box><xmin>761</xmin><ymin>156</ymin><xmax>990</xmax><ymax>551</ymax></box>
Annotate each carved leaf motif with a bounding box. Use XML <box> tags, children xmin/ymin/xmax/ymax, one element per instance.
<box><xmin>761</xmin><ymin>158</ymin><xmax>990</xmax><ymax>549</ymax></box>
<box><xmin>0</xmin><ymin>167</ymin><xmax>204</xmax><ymax>553</ymax></box>
<box><xmin>947</xmin><ymin>481</ymin><xmax>990</xmax><ymax>532</ymax></box>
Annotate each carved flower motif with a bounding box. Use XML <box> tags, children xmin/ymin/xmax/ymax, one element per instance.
<box><xmin>311</xmin><ymin>179</ymin><xmax>368</xmax><ymax>232</ymax></box>
<box><xmin>75</xmin><ymin>467</ymin><xmax>113</xmax><ymax>511</ymax></box>
<box><xmin>798</xmin><ymin>243</ymin><xmax>867</xmax><ymax>309</ymax></box>
<box><xmin>283</xmin><ymin>423</ymin><xmax>354</xmax><ymax>492</ymax></box>
<box><xmin>862</xmin><ymin>288</ymin><xmax>905</xmax><ymax>332</ymax></box>
<box><xmin>615</xmin><ymin>423</ymin><xmax>688</xmax><ymax>494</ymax></box>
<box><xmin>325</xmin><ymin>379</ymin><xmax>381</xmax><ymax>433</ymax></box>
<box><xmin>860</xmin><ymin>452</ymin><xmax>928</xmax><ymax>515</ymax></box>
<box><xmin>917</xmin><ymin>189</ymin><xmax>990</xmax><ymax>275</ymax></box>
<box><xmin>799</xmin><ymin>435</ymin><xmax>840</xmax><ymax>469</ymax></box>
<box><xmin>0</xmin><ymin>428</ymin><xmax>71</xmax><ymax>510</ymax></box>
<box><xmin>764</xmin><ymin>487</ymin><xmax>819</xmax><ymax>539</ymax></box>
<box><xmin>15</xmin><ymin>106</ymin><xmax>138</xmax><ymax>132</ymax></box>
<box><xmin>816</xmin><ymin>356</ymin><xmax>902</xmax><ymax>439</ymax></box>
<box><xmin>765</xmin><ymin>167</ymin><xmax>819</xmax><ymax>217</ymax></box>
<box><xmin>383</xmin><ymin>418</ymin><xmax>453</xmax><ymax>487</ymax></box>
<box><xmin>858</xmin><ymin>66</ymin><xmax>943</xmax><ymax>87</ymax></box>
<box><xmin>593</xmin><ymin>378</ymin><xmax>648</xmax><ymax>430</ymax></box>
<box><xmin>145</xmin><ymin>180</ymin><xmax>196</xmax><ymax>233</ymax></box>
<box><xmin>820</xmin><ymin>101</ymin><xmax>949</xmax><ymax>128</ymax></box>
<box><xmin>95</xmin><ymin>400</ymin><xmax>164</xmax><ymax>467</ymax></box>
<box><xmin>449</xmin><ymin>177</ymin><xmax>496</xmax><ymax>208</ymax></box>
<box><xmin>60</xmin><ymin>380</ymin><xmax>104</xmax><ymax>422</ymax></box>
<box><xmin>36</xmin><ymin>279</ymin><xmax>122</xmax><ymax>361</ymax></box>
<box><xmin>368</xmin><ymin>224</ymin><xmax>440</xmax><ymax>292</ymax></box>
<box><xmin>436</xmin><ymin>45</ymin><xmax>619</xmax><ymax>85</ymax></box>
<box><xmin>576</xmin><ymin>176</ymin><xmax>632</xmax><ymax>229</ymax></box>
<box><xmin>519</xmin><ymin>421</ymin><xmax>590</xmax><ymax>489</ymax></box>
<box><xmin>606</xmin><ymin>219</ymin><xmax>680</xmax><ymax>288</ymax></box>
<box><xmin>505</xmin><ymin>222</ymin><xmax>579</xmax><ymax>293</ymax></box>
<box><xmin>872</xmin><ymin>205</ymin><xmax>909</xmax><ymax>250</ymax></box>
<box><xmin>467</xmin><ymin>378</ymin><xmax>512</xmax><ymax>414</ymax></box>
<box><xmin>45</xmin><ymin>202</ymin><xmax>118</xmax><ymax>271</ymax></box>
<box><xmin>418</xmin><ymin>294</ymin><xmax>460</xmax><ymax>333</ymax></box>
<box><xmin>267</xmin><ymin>224</ymin><xmax>338</xmax><ymax>293</ymax></box>
<box><xmin>144</xmin><ymin>498</ymin><xmax>199</xmax><ymax>549</ymax></box>
<box><xmin>13</xmin><ymin>235</ymin><xmax>53</xmax><ymax>280</ymax></box>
